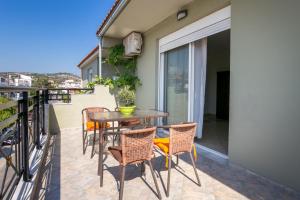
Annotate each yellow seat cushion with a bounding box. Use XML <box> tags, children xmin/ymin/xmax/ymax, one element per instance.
<box><xmin>153</xmin><ymin>138</ymin><xmax>170</xmax><ymax>168</ymax></box>
<box><xmin>153</xmin><ymin>137</ymin><xmax>197</xmax><ymax>168</ymax></box>
<box><xmin>153</xmin><ymin>138</ymin><xmax>170</xmax><ymax>153</ymax></box>
<box><xmin>154</xmin><ymin>137</ymin><xmax>170</xmax><ymax>144</ymax></box>
<box><xmin>86</xmin><ymin>121</ymin><xmax>110</xmax><ymax>131</ymax></box>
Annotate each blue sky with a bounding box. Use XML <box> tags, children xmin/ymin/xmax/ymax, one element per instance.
<box><xmin>0</xmin><ymin>0</ymin><xmax>115</xmax><ymax>75</ymax></box>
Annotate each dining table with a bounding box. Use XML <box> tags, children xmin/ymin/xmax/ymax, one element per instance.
<box><xmin>88</xmin><ymin>109</ymin><xmax>169</xmax><ymax>187</ymax></box>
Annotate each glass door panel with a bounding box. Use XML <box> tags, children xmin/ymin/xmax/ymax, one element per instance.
<box><xmin>164</xmin><ymin>45</ymin><xmax>189</xmax><ymax>124</ymax></box>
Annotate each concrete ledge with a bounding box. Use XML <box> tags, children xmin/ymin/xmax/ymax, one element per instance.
<box><xmin>49</xmin><ymin>85</ymin><xmax>117</xmax><ymax>133</ymax></box>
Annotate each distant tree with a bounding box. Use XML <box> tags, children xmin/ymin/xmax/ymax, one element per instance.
<box><xmin>32</xmin><ymin>76</ymin><xmax>50</xmax><ymax>88</ymax></box>
<box><xmin>0</xmin><ymin>96</ymin><xmax>16</xmax><ymax>122</ymax></box>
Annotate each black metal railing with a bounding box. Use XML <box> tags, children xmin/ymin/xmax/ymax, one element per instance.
<box><xmin>47</xmin><ymin>88</ymin><xmax>93</xmax><ymax>103</ymax></box>
<box><xmin>0</xmin><ymin>86</ymin><xmax>93</xmax><ymax>199</ymax></box>
<box><xmin>0</xmin><ymin>87</ymin><xmax>47</xmax><ymax>199</ymax></box>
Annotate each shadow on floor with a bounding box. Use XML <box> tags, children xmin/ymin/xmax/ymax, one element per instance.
<box><xmin>38</xmin><ymin>129</ymin><xmax>300</xmax><ymax>200</ymax></box>
<box><xmin>176</xmin><ymin>152</ymin><xmax>300</xmax><ymax>200</ymax></box>
<box><xmin>35</xmin><ymin>133</ymin><xmax>61</xmax><ymax>200</ymax></box>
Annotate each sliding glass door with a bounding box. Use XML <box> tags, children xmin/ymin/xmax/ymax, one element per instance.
<box><xmin>158</xmin><ymin>6</ymin><xmax>230</xmax><ymax>138</ymax></box>
<box><xmin>164</xmin><ymin>45</ymin><xmax>189</xmax><ymax>124</ymax></box>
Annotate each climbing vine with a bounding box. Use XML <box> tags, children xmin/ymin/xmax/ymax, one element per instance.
<box><xmin>87</xmin><ymin>44</ymin><xmax>141</xmax><ymax>90</ymax></box>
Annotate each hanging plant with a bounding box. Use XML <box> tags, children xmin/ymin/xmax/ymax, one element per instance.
<box><xmin>88</xmin><ymin>44</ymin><xmax>141</xmax><ymax>90</ymax></box>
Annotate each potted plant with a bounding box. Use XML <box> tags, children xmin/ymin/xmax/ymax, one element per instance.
<box><xmin>117</xmin><ymin>86</ymin><xmax>136</xmax><ymax>115</ymax></box>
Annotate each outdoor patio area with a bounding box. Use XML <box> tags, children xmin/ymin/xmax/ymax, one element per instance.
<box><xmin>37</xmin><ymin>127</ymin><xmax>300</xmax><ymax>200</ymax></box>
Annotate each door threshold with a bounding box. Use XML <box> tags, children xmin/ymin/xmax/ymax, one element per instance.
<box><xmin>158</xmin><ymin>129</ymin><xmax>229</xmax><ymax>162</ymax></box>
<box><xmin>194</xmin><ymin>143</ymin><xmax>229</xmax><ymax>162</ymax></box>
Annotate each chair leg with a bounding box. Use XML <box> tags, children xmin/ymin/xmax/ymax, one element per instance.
<box><xmin>148</xmin><ymin>160</ymin><xmax>162</xmax><ymax>200</ymax></box>
<box><xmin>119</xmin><ymin>165</ymin><xmax>126</xmax><ymax>200</ymax></box>
<box><xmin>176</xmin><ymin>155</ymin><xmax>179</xmax><ymax>166</ymax></box>
<box><xmin>167</xmin><ymin>155</ymin><xmax>171</xmax><ymax>197</ymax></box>
<box><xmin>141</xmin><ymin>161</ymin><xmax>145</xmax><ymax>176</ymax></box>
<box><xmin>91</xmin><ymin>129</ymin><xmax>97</xmax><ymax>158</ymax></box>
<box><xmin>82</xmin><ymin>129</ymin><xmax>85</xmax><ymax>154</ymax></box>
<box><xmin>189</xmin><ymin>152</ymin><xmax>201</xmax><ymax>186</ymax></box>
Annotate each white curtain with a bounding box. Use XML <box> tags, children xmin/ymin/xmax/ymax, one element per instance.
<box><xmin>193</xmin><ymin>38</ymin><xmax>207</xmax><ymax>138</ymax></box>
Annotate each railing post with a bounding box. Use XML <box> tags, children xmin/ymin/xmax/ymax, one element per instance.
<box><xmin>67</xmin><ymin>89</ymin><xmax>70</xmax><ymax>103</ymax></box>
<box><xmin>22</xmin><ymin>91</ymin><xmax>32</xmax><ymax>181</ymax></box>
<box><xmin>35</xmin><ymin>90</ymin><xmax>41</xmax><ymax>149</ymax></box>
<box><xmin>45</xmin><ymin>89</ymin><xmax>49</xmax><ymax>104</ymax></box>
<box><xmin>17</xmin><ymin>99</ymin><xmax>22</xmax><ymax>175</ymax></box>
<box><xmin>41</xmin><ymin>90</ymin><xmax>46</xmax><ymax>135</ymax></box>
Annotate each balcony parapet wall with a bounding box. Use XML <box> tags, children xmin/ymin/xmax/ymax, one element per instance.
<box><xmin>49</xmin><ymin>85</ymin><xmax>116</xmax><ymax>133</ymax></box>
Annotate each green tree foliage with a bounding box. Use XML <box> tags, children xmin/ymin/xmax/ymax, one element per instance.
<box><xmin>0</xmin><ymin>96</ymin><xmax>16</xmax><ymax>122</ymax></box>
<box><xmin>32</xmin><ymin>76</ymin><xmax>50</xmax><ymax>88</ymax></box>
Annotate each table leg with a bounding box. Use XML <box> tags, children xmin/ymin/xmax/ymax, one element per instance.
<box><xmin>91</xmin><ymin>121</ymin><xmax>96</xmax><ymax>158</ymax></box>
<box><xmin>98</xmin><ymin>125</ymin><xmax>104</xmax><ymax>187</ymax></box>
<box><xmin>145</xmin><ymin>117</ymin><xmax>151</xmax><ymax>127</ymax></box>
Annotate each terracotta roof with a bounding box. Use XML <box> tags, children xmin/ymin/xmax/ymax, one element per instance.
<box><xmin>77</xmin><ymin>46</ymin><xmax>99</xmax><ymax>68</ymax></box>
<box><xmin>96</xmin><ymin>0</ymin><xmax>122</xmax><ymax>36</ymax></box>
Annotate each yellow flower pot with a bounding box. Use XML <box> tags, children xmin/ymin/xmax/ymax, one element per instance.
<box><xmin>119</xmin><ymin>106</ymin><xmax>136</xmax><ymax>115</ymax></box>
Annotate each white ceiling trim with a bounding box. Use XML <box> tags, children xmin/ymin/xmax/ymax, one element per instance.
<box><xmin>159</xmin><ymin>6</ymin><xmax>231</xmax><ymax>53</ymax></box>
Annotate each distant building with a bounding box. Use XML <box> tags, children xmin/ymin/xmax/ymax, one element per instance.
<box><xmin>8</xmin><ymin>74</ymin><xmax>32</xmax><ymax>87</ymax></box>
<box><xmin>0</xmin><ymin>73</ymin><xmax>32</xmax><ymax>100</ymax></box>
<box><xmin>0</xmin><ymin>76</ymin><xmax>7</xmax><ymax>86</ymax></box>
<box><xmin>58</xmin><ymin>79</ymin><xmax>81</xmax><ymax>88</ymax></box>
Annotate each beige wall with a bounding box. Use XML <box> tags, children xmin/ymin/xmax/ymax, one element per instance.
<box><xmin>136</xmin><ymin>0</ymin><xmax>300</xmax><ymax>191</ymax></box>
<box><xmin>49</xmin><ymin>85</ymin><xmax>117</xmax><ymax>133</ymax></box>
<box><xmin>230</xmin><ymin>0</ymin><xmax>300</xmax><ymax>191</ymax></box>
<box><xmin>136</xmin><ymin>0</ymin><xmax>230</xmax><ymax>109</ymax></box>
<box><xmin>102</xmin><ymin>37</ymin><xmax>122</xmax><ymax>49</ymax></box>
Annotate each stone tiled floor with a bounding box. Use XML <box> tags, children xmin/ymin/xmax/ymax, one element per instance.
<box><xmin>37</xmin><ymin>127</ymin><xmax>300</xmax><ymax>200</ymax></box>
<box><xmin>196</xmin><ymin>114</ymin><xmax>229</xmax><ymax>155</ymax></box>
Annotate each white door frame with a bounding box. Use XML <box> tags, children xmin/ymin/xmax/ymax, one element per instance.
<box><xmin>157</xmin><ymin>6</ymin><xmax>231</xmax><ymax>123</ymax></box>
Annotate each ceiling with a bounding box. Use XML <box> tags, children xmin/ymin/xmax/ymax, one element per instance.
<box><xmin>104</xmin><ymin>0</ymin><xmax>193</xmax><ymax>38</ymax></box>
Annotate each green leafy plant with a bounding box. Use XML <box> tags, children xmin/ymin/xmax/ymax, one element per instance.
<box><xmin>117</xmin><ymin>86</ymin><xmax>136</xmax><ymax>106</ymax></box>
<box><xmin>87</xmin><ymin>44</ymin><xmax>141</xmax><ymax>91</ymax></box>
<box><xmin>87</xmin><ymin>76</ymin><xmax>114</xmax><ymax>89</ymax></box>
<box><xmin>0</xmin><ymin>97</ymin><xmax>16</xmax><ymax>122</ymax></box>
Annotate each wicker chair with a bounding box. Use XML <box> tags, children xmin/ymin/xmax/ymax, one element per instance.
<box><xmin>82</xmin><ymin>107</ymin><xmax>110</xmax><ymax>158</ymax></box>
<box><xmin>108</xmin><ymin>127</ymin><xmax>161</xmax><ymax>200</ymax></box>
<box><xmin>153</xmin><ymin>123</ymin><xmax>201</xmax><ymax>197</ymax></box>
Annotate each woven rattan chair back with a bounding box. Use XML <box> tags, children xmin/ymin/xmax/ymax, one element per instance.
<box><xmin>81</xmin><ymin>107</ymin><xmax>110</xmax><ymax>157</ymax></box>
<box><xmin>169</xmin><ymin>123</ymin><xmax>197</xmax><ymax>155</ymax></box>
<box><xmin>82</xmin><ymin>107</ymin><xmax>109</xmax><ymax>123</ymax></box>
<box><xmin>121</xmin><ymin>127</ymin><xmax>156</xmax><ymax>165</ymax></box>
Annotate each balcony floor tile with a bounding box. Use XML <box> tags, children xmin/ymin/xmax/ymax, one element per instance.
<box><xmin>36</xmin><ymin>127</ymin><xmax>300</xmax><ymax>200</ymax></box>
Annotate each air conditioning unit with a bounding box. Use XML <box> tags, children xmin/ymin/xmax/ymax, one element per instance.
<box><xmin>123</xmin><ymin>32</ymin><xmax>142</xmax><ymax>56</ymax></box>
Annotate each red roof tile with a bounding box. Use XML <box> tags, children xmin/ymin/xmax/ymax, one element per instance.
<box><xmin>96</xmin><ymin>0</ymin><xmax>122</xmax><ymax>36</ymax></box>
<box><xmin>77</xmin><ymin>46</ymin><xmax>99</xmax><ymax>67</ymax></box>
